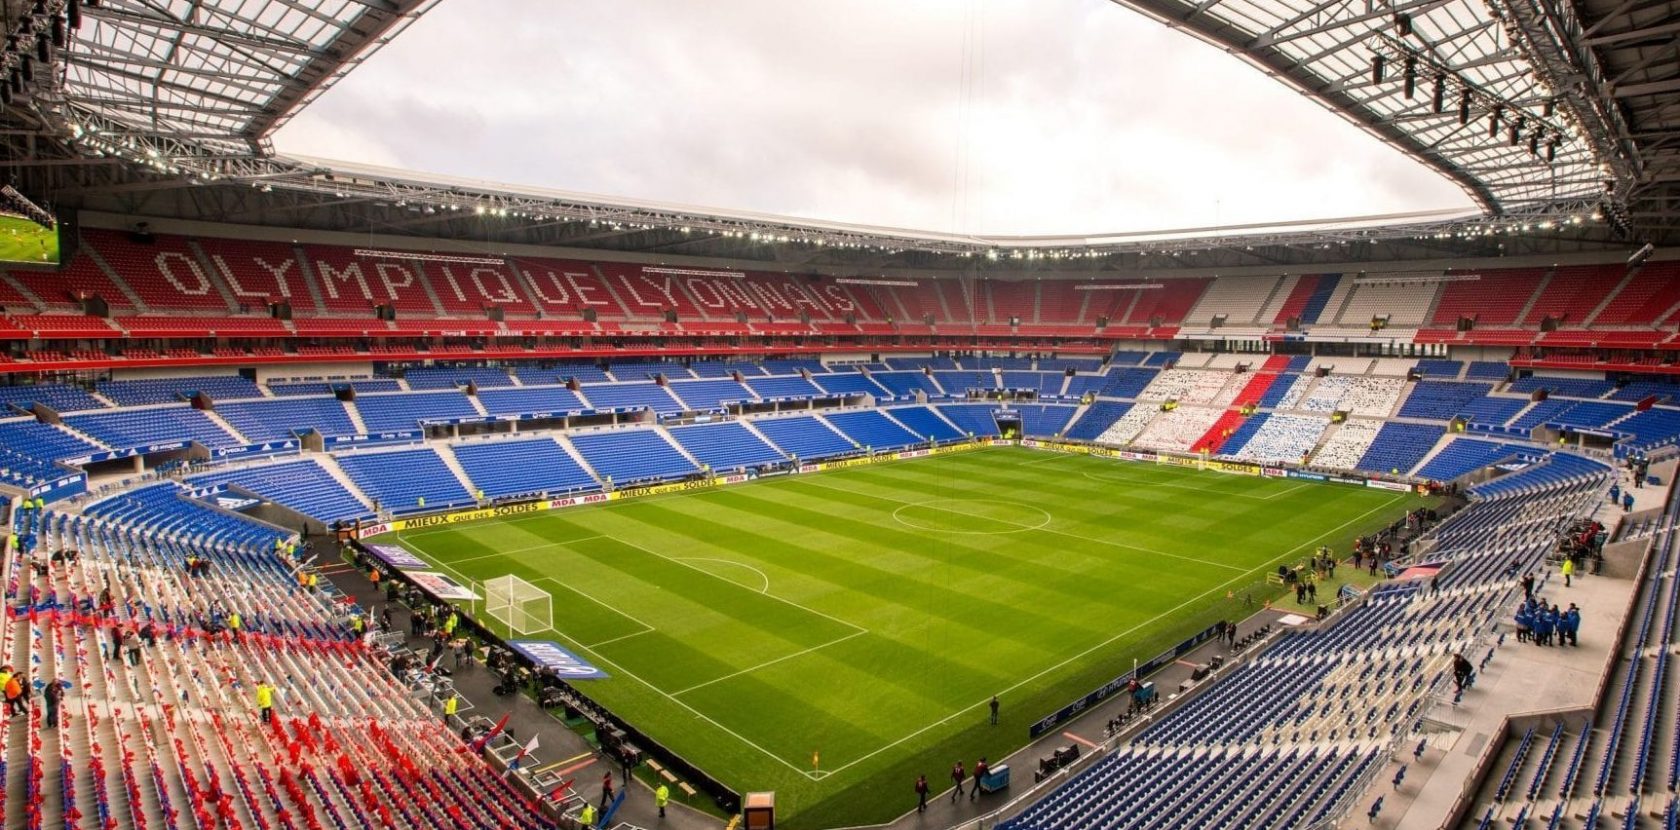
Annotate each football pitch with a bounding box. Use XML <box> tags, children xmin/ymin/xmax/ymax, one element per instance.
<box><xmin>0</xmin><ymin>213</ymin><xmax>59</xmax><ymax>264</ymax></box>
<box><xmin>375</xmin><ymin>446</ymin><xmax>1427</xmax><ymax>827</ymax></box>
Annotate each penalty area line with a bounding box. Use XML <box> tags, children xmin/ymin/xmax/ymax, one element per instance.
<box><xmin>669</xmin><ymin>630</ymin><xmax>870</xmax><ymax>697</ymax></box>
<box><xmin>819</xmin><ymin>493</ymin><xmax>1409</xmax><ymax>779</ymax></box>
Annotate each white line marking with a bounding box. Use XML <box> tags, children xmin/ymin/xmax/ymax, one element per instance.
<box><xmin>676</xmin><ymin>557</ymin><xmax>771</xmax><ymax>593</ymax></box>
<box><xmin>1079</xmin><ymin>469</ymin><xmax>1282</xmax><ymax>501</ymax></box>
<box><xmin>670</xmin><ymin>630</ymin><xmax>870</xmax><ymax>696</ymax></box>
<box><xmin>401</xmin><ymin>536</ymin><xmax>657</xmax><ymax>640</ymax></box>
<box><xmin>583</xmin><ymin>629</ymin><xmax>656</xmax><ymax>649</ymax></box>
<box><xmin>819</xmin><ymin>491</ymin><xmax>1409</xmax><ymax>777</ymax></box>
<box><xmin>609</xmin><ymin>535</ymin><xmax>870</xmax><ymax>636</ymax></box>
<box><xmin>534</xmin><ymin>577</ymin><xmax>659</xmax><ymax>634</ymax></box>
<box><xmin>890</xmin><ymin>499</ymin><xmax>1053</xmax><ymax>535</ymax></box>
<box><xmin>795</xmin><ymin>476</ymin><xmax>1247</xmax><ymax>573</ymax></box>
<box><xmin>403</xmin><ymin>530</ymin><xmax>816</xmax><ymax>779</ymax></box>
<box><xmin>1017</xmin><ymin>451</ymin><xmax>1079</xmax><ymax>466</ymax></box>
<box><xmin>444</xmin><ymin>536</ymin><xmax>606</xmax><ymax>566</ymax></box>
<box><xmin>1262</xmin><ymin>481</ymin><xmax>1315</xmax><ymax>500</ymax></box>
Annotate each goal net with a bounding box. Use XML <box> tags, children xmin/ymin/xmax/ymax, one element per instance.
<box><xmin>483</xmin><ymin>574</ymin><xmax>553</xmax><ymax>636</ymax></box>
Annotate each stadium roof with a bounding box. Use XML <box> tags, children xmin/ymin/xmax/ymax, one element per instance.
<box><xmin>1</xmin><ymin>0</ymin><xmax>1675</xmax><ymax>261</ymax></box>
<box><xmin>4</xmin><ymin>0</ymin><xmax>433</xmax><ymax>153</ymax></box>
<box><xmin>1106</xmin><ymin>0</ymin><xmax>1680</xmax><ymax>237</ymax></box>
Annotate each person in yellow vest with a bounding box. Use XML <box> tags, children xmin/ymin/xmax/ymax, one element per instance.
<box><xmin>228</xmin><ymin>611</ymin><xmax>243</xmax><ymax>641</ymax></box>
<box><xmin>1562</xmin><ymin>556</ymin><xmax>1575</xmax><ymax>587</ymax></box>
<box><xmin>3</xmin><ymin>670</ymin><xmax>23</xmax><ymax>717</ymax></box>
<box><xmin>442</xmin><ymin>693</ymin><xmax>458</xmax><ymax>723</ymax></box>
<box><xmin>307</xmin><ymin>572</ymin><xmax>319</xmax><ymax>593</ymax></box>
<box><xmin>578</xmin><ymin>802</ymin><xmax>596</xmax><ymax>829</ymax></box>
<box><xmin>255</xmin><ymin>680</ymin><xmax>275</xmax><ymax>723</ymax></box>
<box><xmin>655</xmin><ymin>783</ymin><xmax>670</xmax><ymax>818</ymax></box>
<box><xmin>443</xmin><ymin>611</ymin><xmax>458</xmax><ymax>637</ymax></box>
<box><xmin>417</xmin><ymin>496</ymin><xmax>425</xmax><ymax>509</ymax></box>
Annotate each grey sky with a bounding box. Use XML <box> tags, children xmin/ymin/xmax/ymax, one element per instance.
<box><xmin>275</xmin><ymin>0</ymin><xmax>1474</xmax><ymax>235</ymax></box>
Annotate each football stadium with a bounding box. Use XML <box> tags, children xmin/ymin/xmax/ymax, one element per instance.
<box><xmin>0</xmin><ymin>0</ymin><xmax>1678</xmax><ymax>829</ymax></box>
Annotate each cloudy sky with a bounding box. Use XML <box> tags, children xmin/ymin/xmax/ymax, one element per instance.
<box><xmin>275</xmin><ymin>0</ymin><xmax>1473</xmax><ymax>236</ymax></box>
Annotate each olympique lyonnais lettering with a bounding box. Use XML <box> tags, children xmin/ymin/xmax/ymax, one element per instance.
<box><xmin>207</xmin><ymin>254</ymin><xmax>295</xmax><ymax>299</ymax></box>
<box><xmin>153</xmin><ymin>251</ymin><xmax>213</xmax><ymax>295</ymax></box>
<box><xmin>521</xmin><ymin>265</ymin><xmax>615</xmax><ymax>309</ymax></box>
<box><xmin>180</xmin><ymin>242</ymin><xmax>890</xmax><ymax>319</ymax></box>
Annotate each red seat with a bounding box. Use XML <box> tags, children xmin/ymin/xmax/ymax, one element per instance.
<box><xmin>83</xmin><ymin>229</ymin><xmax>232</xmax><ymax>312</ymax></box>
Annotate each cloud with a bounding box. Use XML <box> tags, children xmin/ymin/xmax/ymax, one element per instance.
<box><xmin>275</xmin><ymin>0</ymin><xmax>1474</xmax><ymax>235</ymax></box>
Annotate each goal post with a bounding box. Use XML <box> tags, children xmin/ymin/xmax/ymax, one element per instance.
<box><xmin>483</xmin><ymin>574</ymin><xmax>553</xmax><ymax>636</ymax></box>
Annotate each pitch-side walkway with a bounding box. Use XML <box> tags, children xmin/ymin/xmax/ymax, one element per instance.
<box><xmin>879</xmin><ymin>600</ymin><xmax>1309</xmax><ymax>830</ymax></box>
<box><xmin>329</xmin><ymin>563</ymin><xmax>726</xmax><ymax>830</ymax></box>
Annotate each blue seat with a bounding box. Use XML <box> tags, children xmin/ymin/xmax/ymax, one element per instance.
<box><xmin>219</xmin><ymin>397</ymin><xmax>358</xmax><ymax>441</ymax></box>
<box><xmin>354</xmin><ymin>391</ymin><xmax>481</xmax><ymax>433</ymax></box>
<box><xmin>753</xmin><ymin>416</ymin><xmax>856</xmax><ymax>460</ymax></box>
<box><xmin>569</xmin><ymin>429</ymin><xmax>699</xmax><ymax>484</ymax></box>
<box><xmin>336</xmin><ymin>448</ymin><xmax>474</xmax><ymax>512</ymax></box>
<box><xmin>452</xmin><ymin>438</ymin><xmax>598</xmax><ymax>498</ymax></box>
<box><xmin>666</xmin><ymin>423</ymin><xmax>786</xmax><ymax>470</ymax></box>
<box><xmin>823</xmin><ymin>410</ymin><xmax>922</xmax><ymax>451</ymax></box>
<box><xmin>66</xmin><ymin>406</ymin><xmax>241</xmax><ymax>450</ymax></box>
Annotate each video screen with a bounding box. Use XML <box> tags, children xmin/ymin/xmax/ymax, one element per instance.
<box><xmin>0</xmin><ymin>185</ymin><xmax>60</xmax><ymax>265</ymax></box>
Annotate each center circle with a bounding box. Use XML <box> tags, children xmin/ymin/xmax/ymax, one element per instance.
<box><xmin>891</xmin><ymin>498</ymin><xmax>1053</xmax><ymax>535</ymax></box>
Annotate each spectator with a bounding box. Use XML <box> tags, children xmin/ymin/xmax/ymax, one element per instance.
<box><xmin>43</xmin><ymin>676</ymin><xmax>60</xmax><ymax>728</ymax></box>
<box><xmin>255</xmin><ymin>680</ymin><xmax>275</xmax><ymax>723</ymax></box>
<box><xmin>123</xmin><ymin>629</ymin><xmax>143</xmax><ymax>666</ymax></box>
<box><xmin>2</xmin><ymin>669</ymin><xmax>23</xmax><ymax>717</ymax></box>
<box><xmin>1452</xmin><ymin>653</ymin><xmax>1473</xmax><ymax>691</ymax></box>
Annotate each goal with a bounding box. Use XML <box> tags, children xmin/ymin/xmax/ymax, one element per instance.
<box><xmin>483</xmin><ymin>574</ymin><xmax>553</xmax><ymax>636</ymax></box>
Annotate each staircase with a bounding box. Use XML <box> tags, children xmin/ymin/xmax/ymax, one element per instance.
<box><xmin>1506</xmin><ymin>400</ymin><xmax>1540</xmax><ymax>428</ymax></box>
<box><xmin>1323</xmin><ymin>277</ymin><xmax>1359</xmax><ymax>325</ymax></box>
<box><xmin>586</xmin><ymin>264</ymin><xmax>640</xmax><ymax>319</ymax></box>
<box><xmin>738</xmin><ymin>419</ymin><xmax>788</xmax><ymax>456</ymax></box>
<box><xmin>1252</xmin><ymin>275</ymin><xmax>1293</xmax><ymax>325</ymax></box>
<box><xmin>204</xmin><ymin>408</ymin><xmax>250</xmax><ymax>443</ymax></box>
<box><xmin>2</xmin><ymin>272</ymin><xmax>48</xmax><ymax>311</ymax></box>
<box><xmin>184</xmin><ymin>238</ymin><xmax>245</xmax><ymax>312</ymax></box>
<box><xmin>1514</xmin><ymin>269</ymin><xmax>1555</xmax><ymax>324</ymax></box>
<box><xmin>811</xmin><ymin>413</ymin><xmax>863</xmax><ymax>449</ymax></box>
<box><xmin>79</xmin><ymin>244</ymin><xmax>151</xmax><ymax>312</ymax></box>
<box><xmin>655</xmin><ymin>425</ymin><xmax>705</xmax><ymax>469</ymax></box>
<box><xmin>1407</xmin><ymin>432</ymin><xmax>1457</xmax><ymax>476</ymax></box>
<box><xmin>413</xmin><ymin>263</ymin><xmax>452</xmax><ymax>318</ymax></box>
<box><xmin>289</xmin><ymin>245</ymin><xmax>329</xmax><ymax>315</ymax></box>
<box><xmin>433</xmin><ymin>444</ymin><xmax>481</xmax><ymax>498</ymax></box>
<box><xmin>343</xmin><ymin>400</ymin><xmax>370</xmax><ymax>435</ymax></box>
<box><xmin>314</xmin><ymin>455</ymin><xmax>378</xmax><ymax>512</ymax></box>
<box><xmin>553</xmin><ymin>434</ymin><xmax>606</xmax><ymax>485</ymax></box>
<box><xmin>1581</xmin><ymin>266</ymin><xmax>1640</xmax><ymax>327</ymax></box>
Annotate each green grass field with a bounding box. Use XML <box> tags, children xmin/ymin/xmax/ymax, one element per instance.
<box><xmin>0</xmin><ymin>213</ymin><xmax>59</xmax><ymax>264</ymax></box>
<box><xmin>374</xmin><ymin>446</ymin><xmax>1426</xmax><ymax>827</ymax></box>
